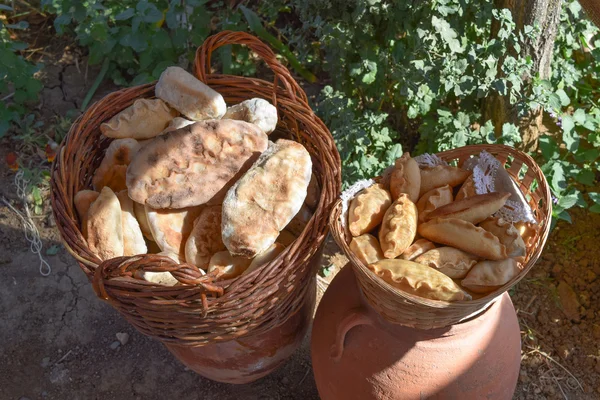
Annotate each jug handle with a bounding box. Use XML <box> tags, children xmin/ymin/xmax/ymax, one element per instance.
<box><xmin>330</xmin><ymin>306</ymin><xmax>373</xmax><ymax>363</ymax></box>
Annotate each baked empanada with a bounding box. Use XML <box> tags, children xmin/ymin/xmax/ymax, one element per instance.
<box><xmin>146</xmin><ymin>205</ymin><xmax>204</xmax><ymax>257</ymax></box>
<box><xmin>349</xmin><ymin>234</ymin><xmax>384</xmax><ymax>266</ymax></box>
<box><xmin>390</xmin><ymin>152</ymin><xmax>421</xmax><ymax>202</ymax></box>
<box><xmin>100</xmin><ymin>99</ymin><xmax>178</xmax><ymax>139</ymax></box>
<box><xmin>416</xmin><ymin>184</ymin><xmax>453</xmax><ymax>223</ymax></box>
<box><xmin>400</xmin><ymin>239</ymin><xmax>436</xmax><ymax>261</ymax></box>
<box><xmin>368</xmin><ymin>259</ymin><xmax>471</xmax><ymax>301</ymax></box>
<box><xmin>455</xmin><ymin>175</ymin><xmax>476</xmax><ymax>201</ymax></box>
<box><xmin>74</xmin><ymin>190</ymin><xmax>99</xmax><ymax>238</ymax></box>
<box><xmin>116</xmin><ymin>190</ymin><xmax>147</xmax><ymax>256</ymax></box>
<box><xmin>243</xmin><ymin>242</ymin><xmax>286</xmax><ymax>276</ymax></box>
<box><xmin>184</xmin><ymin>205</ymin><xmax>226</xmax><ymax>270</ymax></box>
<box><xmin>461</xmin><ymin>258</ymin><xmax>521</xmax><ymax>293</ymax></box>
<box><xmin>378</xmin><ymin>194</ymin><xmax>418</xmax><ymax>259</ymax></box>
<box><xmin>348</xmin><ymin>184</ymin><xmax>392</xmax><ymax>237</ymax></box>
<box><xmin>479</xmin><ymin>217</ymin><xmax>527</xmax><ymax>260</ymax></box>
<box><xmin>86</xmin><ymin>187</ymin><xmax>124</xmax><ymax>261</ymax></box>
<box><xmin>425</xmin><ymin>192</ymin><xmax>510</xmax><ymax>224</ymax></box>
<box><xmin>419</xmin><ymin>165</ymin><xmax>471</xmax><ymax>197</ymax></box>
<box><xmin>92</xmin><ymin>138</ymin><xmax>141</xmax><ymax>192</ymax></box>
<box><xmin>418</xmin><ymin>218</ymin><xmax>508</xmax><ymax>260</ymax></box>
<box><xmin>223</xmin><ymin>98</ymin><xmax>278</xmax><ymax>134</ymax></box>
<box><xmin>208</xmin><ymin>251</ymin><xmax>252</xmax><ymax>280</ymax></box>
<box><xmin>414</xmin><ymin>247</ymin><xmax>478</xmax><ymax>279</ymax></box>
<box><xmin>155</xmin><ymin>66</ymin><xmax>226</xmax><ymax>121</ymax></box>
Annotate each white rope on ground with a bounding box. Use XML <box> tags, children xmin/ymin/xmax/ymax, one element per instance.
<box><xmin>0</xmin><ymin>169</ymin><xmax>51</xmax><ymax>276</ymax></box>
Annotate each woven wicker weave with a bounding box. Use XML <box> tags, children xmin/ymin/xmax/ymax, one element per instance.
<box><xmin>50</xmin><ymin>31</ymin><xmax>341</xmax><ymax>346</ymax></box>
<box><xmin>330</xmin><ymin>144</ymin><xmax>551</xmax><ymax>330</ymax></box>
<box><xmin>580</xmin><ymin>0</ymin><xmax>600</xmax><ymax>29</ymax></box>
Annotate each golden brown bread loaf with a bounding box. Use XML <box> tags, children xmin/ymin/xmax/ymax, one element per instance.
<box><xmin>74</xmin><ymin>190</ymin><xmax>99</xmax><ymax>238</ymax></box>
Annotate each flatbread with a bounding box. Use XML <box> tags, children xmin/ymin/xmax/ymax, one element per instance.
<box><xmin>86</xmin><ymin>187</ymin><xmax>124</xmax><ymax>261</ymax></box>
<box><xmin>116</xmin><ymin>190</ymin><xmax>147</xmax><ymax>256</ymax></box>
<box><xmin>146</xmin><ymin>205</ymin><xmax>204</xmax><ymax>257</ymax></box>
<box><xmin>100</xmin><ymin>98</ymin><xmax>178</xmax><ymax>139</ymax></box>
<box><xmin>74</xmin><ymin>190</ymin><xmax>99</xmax><ymax>238</ymax></box>
<box><xmin>184</xmin><ymin>205</ymin><xmax>225</xmax><ymax>270</ymax></box>
<box><xmin>223</xmin><ymin>98</ymin><xmax>278</xmax><ymax>134</ymax></box>
<box><xmin>92</xmin><ymin>138</ymin><xmax>141</xmax><ymax>192</ymax></box>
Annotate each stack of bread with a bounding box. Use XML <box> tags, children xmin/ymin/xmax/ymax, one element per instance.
<box><xmin>347</xmin><ymin>153</ymin><xmax>530</xmax><ymax>302</ymax></box>
<box><xmin>75</xmin><ymin>67</ymin><xmax>320</xmax><ymax>285</ymax></box>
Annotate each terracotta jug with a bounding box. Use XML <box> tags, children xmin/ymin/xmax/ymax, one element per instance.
<box><xmin>166</xmin><ymin>277</ymin><xmax>316</xmax><ymax>384</ymax></box>
<box><xmin>311</xmin><ymin>265</ymin><xmax>521</xmax><ymax>400</ymax></box>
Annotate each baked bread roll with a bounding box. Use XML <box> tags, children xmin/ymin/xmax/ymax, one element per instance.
<box><xmin>418</xmin><ymin>218</ymin><xmax>508</xmax><ymax>260</ymax></box>
<box><xmin>414</xmin><ymin>247</ymin><xmax>478</xmax><ymax>279</ymax></box>
<box><xmin>155</xmin><ymin>66</ymin><xmax>226</xmax><ymax>121</ymax></box>
<box><xmin>126</xmin><ymin>119</ymin><xmax>268</xmax><ymax>209</ymax></box>
<box><xmin>419</xmin><ymin>165</ymin><xmax>470</xmax><ymax>197</ymax></box>
<box><xmin>208</xmin><ymin>251</ymin><xmax>252</xmax><ymax>279</ymax></box>
<box><xmin>100</xmin><ymin>99</ymin><xmax>178</xmax><ymax>139</ymax></box>
<box><xmin>462</xmin><ymin>258</ymin><xmax>521</xmax><ymax>293</ymax></box>
<box><xmin>222</xmin><ymin>139</ymin><xmax>312</xmax><ymax>258</ymax></box>
<box><xmin>368</xmin><ymin>259</ymin><xmax>471</xmax><ymax>301</ymax></box>
<box><xmin>348</xmin><ymin>184</ymin><xmax>392</xmax><ymax>237</ymax></box>
<box><xmin>184</xmin><ymin>205</ymin><xmax>225</xmax><ymax>270</ymax></box>
<box><xmin>479</xmin><ymin>217</ymin><xmax>526</xmax><ymax>260</ymax></box>
<box><xmin>379</xmin><ymin>194</ymin><xmax>418</xmax><ymax>259</ymax></box>
<box><xmin>416</xmin><ymin>184</ymin><xmax>453</xmax><ymax>223</ymax></box>
<box><xmin>146</xmin><ymin>205</ymin><xmax>204</xmax><ymax>257</ymax></box>
<box><xmin>223</xmin><ymin>98</ymin><xmax>278</xmax><ymax>134</ymax></box>
<box><xmin>349</xmin><ymin>234</ymin><xmax>384</xmax><ymax>266</ymax></box>
<box><xmin>455</xmin><ymin>175</ymin><xmax>476</xmax><ymax>201</ymax></box>
<box><xmin>92</xmin><ymin>138</ymin><xmax>141</xmax><ymax>192</ymax></box>
<box><xmin>400</xmin><ymin>239</ymin><xmax>436</xmax><ymax>261</ymax></box>
<box><xmin>116</xmin><ymin>190</ymin><xmax>147</xmax><ymax>256</ymax></box>
<box><xmin>243</xmin><ymin>242</ymin><xmax>286</xmax><ymax>276</ymax></box>
<box><xmin>133</xmin><ymin>201</ymin><xmax>154</xmax><ymax>241</ymax></box>
<box><xmin>390</xmin><ymin>152</ymin><xmax>421</xmax><ymax>202</ymax></box>
<box><xmin>86</xmin><ymin>187</ymin><xmax>124</xmax><ymax>261</ymax></box>
<box><xmin>74</xmin><ymin>190</ymin><xmax>99</xmax><ymax>238</ymax></box>
<box><xmin>425</xmin><ymin>192</ymin><xmax>511</xmax><ymax>224</ymax></box>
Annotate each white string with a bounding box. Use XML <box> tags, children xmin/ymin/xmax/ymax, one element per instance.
<box><xmin>1</xmin><ymin>170</ymin><xmax>51</xmax><ymax>276</ymax></box>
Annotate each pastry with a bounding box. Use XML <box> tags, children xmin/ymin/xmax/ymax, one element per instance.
<box><xmin>222</xmin><ymin>139</ymin><xmax>312</xmax><ymax>257</ymax></box>
<box><xmin>208</xmin><ymin>251</ymin><xmax>252</xmax><ymax>279</ymax></box>
<box><xmin>416</xmin><ymin>184</ymin><xmax>453</xmax><ymax>223</ymax></box>
<box><xmin>74</xmin><ymin>190</ymin><xmax>99</xmax><ymax>238</ymax></box>
<box><xmin>133</xmin><ymin>201</ymin><xmax>154</xmax><ymax>241</ymax></box>
<box><xmin>86</xmin><ymin>187</ymin><xmax>124</xmax><ymax>261</ymax></box>
<box><xmin>100</xmin><ymin>99</ymin><xmax>178</xmax><ymax>139</ymax></box>
<box><xmin>425</xmin><ymin>192</ymin><xmax>511</xmax><ymax>224</ymax></box>
<box><xmin>349</xmin><ymin>234</ymin><xmax>384</xmax><ymax>266</ymax></box>
<box><xmin>116</xmin><ymin>190</ymin><xmax>147</xmax><ymax>256</ymax></box>
<box><xmin>348</xmin><ymin>184</ymin><xmax>392</xmax><ymax>237</ymax></box>
<box><xmin>400</xmin><ymin>239</ymin><xmax>436</xmax><ymax>261</ymax></box>
<box><xmin>146</xmin><ymin>205</ymin><xmax>204</xmax><ymax>257</ymax></box>
<box><xmin>455</xmin><ymin>175</ymin><xmax>476</xmax><ymax>201</ymax></box>
<box><xmin>462</xmin><ymin>258</ymin><xmax>521</xmax><ymax>293</ymax></box>
<box><xmin>390</xmin><ymin>152</ymin><xmax>421</xmax><ymax>202</ymax></box>
<box><xmin>92</xmin><ymin>138</ymin><xmax>141</xmax><ymax>192</ymax></box>
<box><xmin>379</xmin><ymin>194</ymin><xmax>418</xmax><ymax>259</ymax></box>
<box><xmin>479</xmin><ymin>217</ymin><xmax>527</xmax><ymax>260</ymax></box>
<box><xmin>162</xmin><ymin>117</ymin><xmax>195</xmax><ymax>134</ymax></box>
<box><xmin>184</xmin><ymin>205</ymin><xmax>226</xmax><ymax>270</ymax></box>
<box><xmin>419</xmin><ymin>165</ymin><xmax>470</xmax><ymax>197</ymax></box>
<box><xmin>285</xmin><ymin>204</ymin><xmax>313</xmax><ymax>236</ymax></box>
<box><xmin>414</xmin><ymin>247</ymin><xmax>478</xmax><ymax>279</ymax></box>
<box><xmin>243</xmin><ymin>242</ymin><xmax>286</xmax><ymax>275</ymax></box>
<box><xmin>223</xmin><ymin>98</ymin><xmax>278</xmax><ymax>134</ymax></box>
<box><xmin>126</xmin><ymin>119</ymin><xmax>268</xmax><ymax>208</ymax></box>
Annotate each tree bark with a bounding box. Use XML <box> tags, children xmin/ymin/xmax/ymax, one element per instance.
<box><xmin>482</xmin><ymin>0</ymin><xmax>563</xmax><ymax>151</ymax></box>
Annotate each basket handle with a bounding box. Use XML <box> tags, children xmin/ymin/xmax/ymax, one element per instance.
<box><xmin>330</xmin><ymin>305</ymin><xmax>373</xmax><ymax>363</ymax></box>
<box><xmin>194</xmin><ymin>31</ymin><xmax>308</xmax><ymax>107</ymax></box>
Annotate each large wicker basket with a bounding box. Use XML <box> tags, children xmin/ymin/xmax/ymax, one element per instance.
<box><xmin>50</xmin><ymin>31</ymin><xmax>341</xmax><ymax>346</ymax></box>
<box><xmin>330</xmin><ymin>144</ymin><xmax>552</xmax><ymax>330</ymax></box>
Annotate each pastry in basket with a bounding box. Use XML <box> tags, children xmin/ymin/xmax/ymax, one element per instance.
<box><xmin>146</xmin><ymin>205</ymin><xmax>204</xmax><ymax>257</ymax></box>
<box><xmin>349</xmin><ymin>234</ymin><xmax>384</xmax><ymax>266</ymax></box>
<box><xmin>126</xmin><ymin>119</ymin><xmax>268</xmax><ymax>209</ymax></box>
<box><xmin>368</xmin><ymin>259</ymin><xmax>471</xmax><ymax>301</ymax></box>
<box><xmin>305</xmin><ymin>173</ymin><xmax>321</xmax><ymax>211</ymax></box>
<box><xmin>479</xmin><ymin>217</ymin><xmax>527</xmax><ymax>260</ymax></box>
<box><xmin>414</xmin><ymin>247</ymin><xmax>478</xmax><ymax>279</ymax></box>
<box><xmin>136</xmin><ymin>252</ymin><xmax>183</xmax><ymax>286</ymax></box>
<box><xmin>243</xmin><ymin>242</ymin><xmax>286</xmax><ymax>276</ymax></box>
<box><xmin>285</xmin><ymin>204</ymin><xmax>313</xmax><ymax>236</ymax></box>
<box><xmin>162</xmin><ymin>117</ymin><xmax>195</xmax><ymax>134</ymax></box>
<box><xmin>455</xmin><ymin>175</ymin><xmax>476</xmax><ymax>201</ymax></box>
<box><xmin>155</xmin><ymin>66</ymin><xmax>226</xmax><ymax>121</ymax></box>
<box><xmin>390</xmin><ymin>152</ymin><xmax>421</xmax><ymax>202</ymax></box>
<box><xmin>92</xmin><ymin>138</ymin><xmax>141</xmax><ymax>192</ymax></box>
<box><xmin>100</xmin><ymin>99</ymin><xmax>178</xmax><ymax>139</ymax></box>
<box><xmin>185</xmin><ymin>205</ymin><xmax>226</xmax><ymax>270</ymax></box>
<box><xmin>348</xmin><ymin>183</ymin><xmax>392</xmax><ymax>237</ymax></box>
<box><xmin>379</xmin><ymin>194</ymin><xmax>418</xmax><ymax>259</ymax></box>
<box><xmin>276</xmin><ymin>230</ymin><xmax>297</xmax><ymax>247</ymax></box>
<box><xmin>133</xmin><ymin>201</ymin><xmax>154</xmax><ymax>241</ymax></box>
<box><xmin>74</xmin><ymin>189</ymin><xmax>99</xmax><ymax>238</ymax></box>
<box><xmin>461</xmin><ymin>258</ymin><xmax>521</xmax><ymax>293</ymax></box>
<box><xmin>222</xmin><ymin>139</ymin><xmax>312</xmax><ymax>258</ymax></box>
<box><xmin>416</xmin><ymin>184</ymin><xmax>453</xmax><ymax>223</ymax></box>
<box><xmin>424</xmin><ymin>192</ymin><xmax>511</xmax><ymax>224</ymax></box>
<box><xmin>400</xmin><ymin>239</ymin><xmax>436</xmax><ymax>261</ymax></box>
<box><xmin>86</xmin><ymin>187</ymin><xmax>123</xmax><ymax>260</ymax></box>
<box><xmin>116</xmin><ymin>190</ymin><xmax>147</xmax><ymax>256</ymax></box>
<box><xmin>418</xmin><ymin>218</ymin><xmax>508</xmax><ymax>260</ymax></box>
<box><xmin>208</xmin><ymin>251</ymin><xmax>252</xmax><ymax>279</ymax></box>
<box><xmin>380</xmin><ymin>164</ymin><xmax>395</xmax><ymax>191</ymax></box>
<box><xmin>419</xmin><ymin>165</ymin><xmax>471</xmax><ymax>197</ymax></box>
<box><xmin>223</xmin><ymin>98</ymin><xmax>278</xmax><ymax>134</ymax></box>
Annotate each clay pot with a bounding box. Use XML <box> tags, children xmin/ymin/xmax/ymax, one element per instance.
<box><xmin>311</xmin><ymin>265</ymin><xmax>521</xmax><ymax>400</ymax></box>
<box><xmin>166</xmin><ymin>277</ymin><xmax>316</xmax><ymax>384</ymax></box>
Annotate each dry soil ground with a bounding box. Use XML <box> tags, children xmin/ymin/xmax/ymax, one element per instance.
<box><xmin>1</xmin><ymin>38</ymin><xmax>600</xmax><ymax>400</ymax></box>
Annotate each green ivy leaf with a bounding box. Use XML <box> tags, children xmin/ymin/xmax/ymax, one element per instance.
<box><xmin>558</xmin><ymin>192</ymin><xmax>579</xmax><ymax>209</ymax></box>
<box><xmin>561</xmin><ymin>115</ymin><xmax>579</xmax><ymax>152</ymax></box>
<box><xmin>538</xmin><ymin>135</ymin><xmax>559</xmax><ymax>160</ymax></box>
<box><xmin>555</xmin><ymin>89</ymin><xmax>570</xmax><ymax>106</ymax></box>
<box><xmin>573</xmin><ymin>108</ymin><xmax>586</xmax><ymax>125</ymax></box>
<box><xmin>431</xmin><ymin>16</ymin><xmax>464</xmax><ymax>53</ymax></box>
<box><xmin>549</xmin><ymin>162</ymin><xmax>567</xmax><ymax>194</ymax></box>
<box><xmin>589</xmin><ymin>193</ymin><xmax>600</xmax><ymax>213</ymax></box>
<box><xmin>576</xmin><ymin>169</ymin><xmax>595</xmax><ymax>185</ymax></box>
<box><xmin>114</xmin><ymin>9</ymin><xmax>135</xmax><ymax>21</ymax></box>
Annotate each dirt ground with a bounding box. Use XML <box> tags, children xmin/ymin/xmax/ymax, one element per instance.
<box><xmin>2</xmin><ymin>31</ymin><xmax>600</xmax><ymax>400</ymax></box>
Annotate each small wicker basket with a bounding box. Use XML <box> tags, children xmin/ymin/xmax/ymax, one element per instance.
<box><xmin>330</xmin><ymin>144</ymin><xmax>552</xmax><ymax>330</ymax></box>
<box><xmin>50</xmin><ymin>31</ymin><xmax>341</xmax><ymax>346</ymax></box>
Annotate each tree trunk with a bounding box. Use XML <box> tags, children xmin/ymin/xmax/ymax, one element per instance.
<box><xmin>482</xmin><ymin>0</ymin><xmax>563</xmax><ymax>152</ymax></box>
